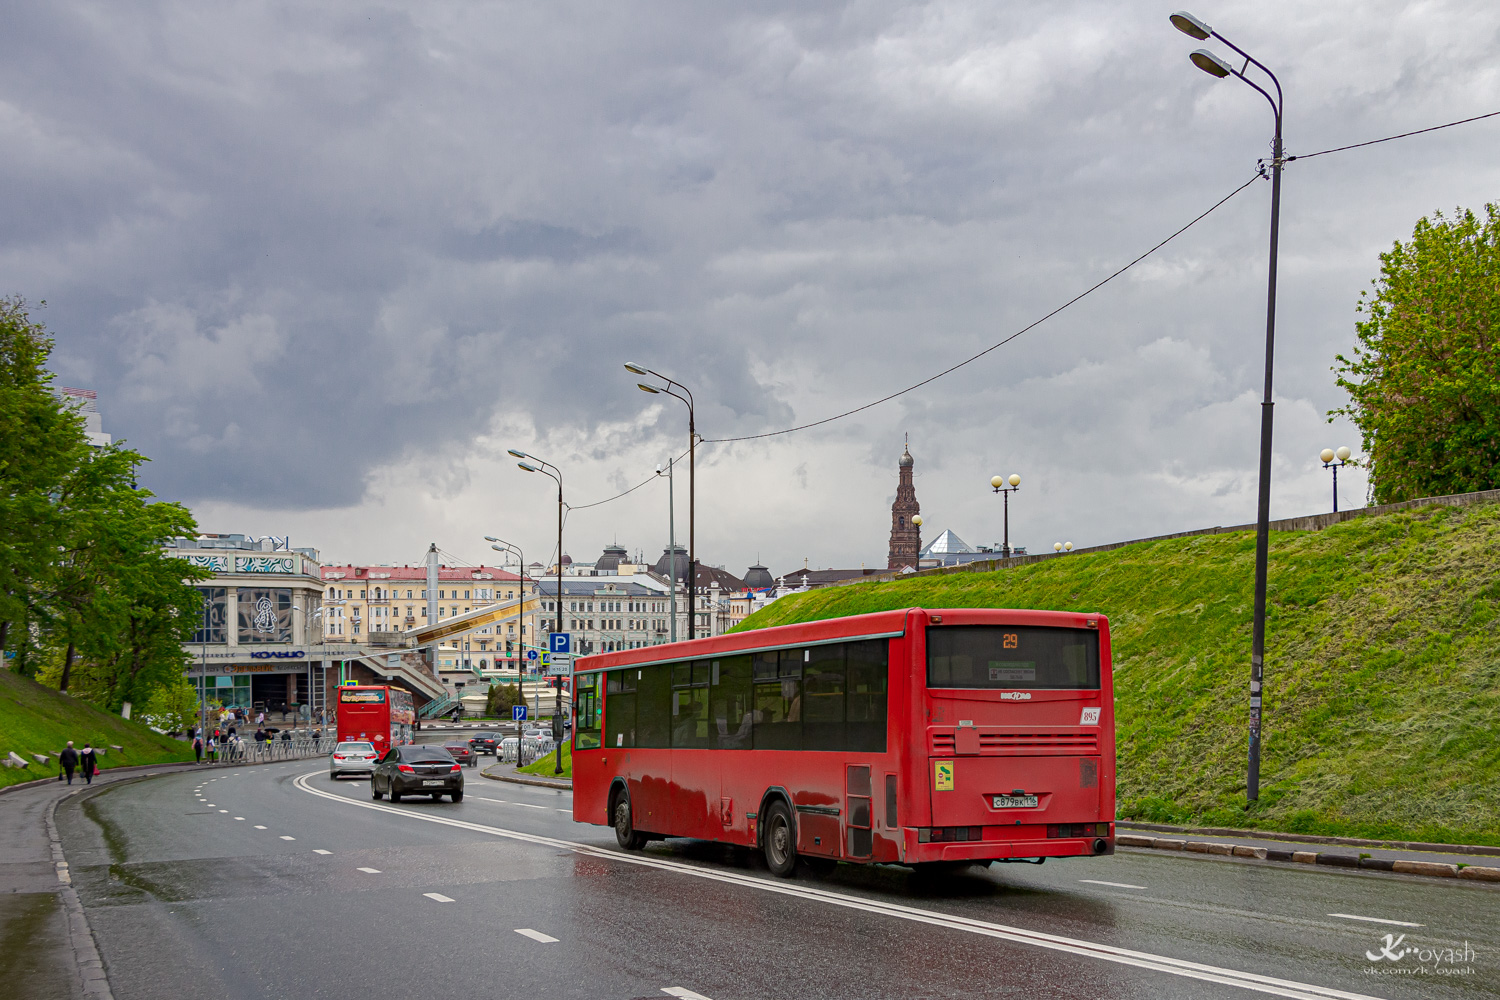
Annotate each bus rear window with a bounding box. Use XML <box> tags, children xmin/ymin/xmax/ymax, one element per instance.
<box><xmin>927</xmin><ymin>626</ymin><xmax>1099</xmax><ymax>690</ymax></box>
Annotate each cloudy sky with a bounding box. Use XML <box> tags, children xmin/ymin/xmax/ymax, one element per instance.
<box><xmin>6</xmin><ymin>1</ymin><xmax>1498</xmax><ymax>577</ymax></box>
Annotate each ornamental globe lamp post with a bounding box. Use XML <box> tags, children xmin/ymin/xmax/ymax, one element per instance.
<box><xmin>990</xmin><ymin>474</ymin><xmax>1021</xmax><ymax>558</ymax></box>
<box><xmin>1320</xmin><ymin>447</ymin><xmax>1352</xmax><ymax>512</ymax></box>
<box><xmin>1171</xmin><ymin>10</ymin><xmax>1285</xmax><ymax>805</ymax></box>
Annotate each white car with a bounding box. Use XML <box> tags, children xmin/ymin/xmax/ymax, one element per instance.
<box><xmin>329</xmin><ymin>741</ymin><xmax>379</xmax><ymax>779</ymax></box>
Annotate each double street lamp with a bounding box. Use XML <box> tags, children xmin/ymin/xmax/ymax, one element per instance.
<box><xmin>509</xmin><ymin>449</ymin><xmax>566</xmax><ymax>774</ymax></box>
<box><xmin>990</xmin><ymin>474</ymin><xmax>1021</xmax><ymax>558</ymax></box>
<box><xmin>1320</xmin><ymin>447</ymin><xmax>1352</xmax><ymax>512</ymax></box>
<box><xmin>1171</xmin><ymin>10</ymin><xmax>1285</xmax><ymax>804</ymax></box>
<box><xmin>484</xmin><ymin>535</ymin><xmax>531</xmax><ymax>751</ymax></box>
<box><xmin>625</xmin><ymin>363</ymin><xmax>698</xmax><ymax>639</ymax></box>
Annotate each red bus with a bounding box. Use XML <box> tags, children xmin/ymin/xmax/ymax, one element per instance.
<box><xmin>336</xmin><ymin>685</ymin><xmax>416</xmax><ymax>751</ymax></box>
<box><xmin>571</xmin><ymin>608</ymin><xmax>1114</xmax><ymax>876</ymax></box>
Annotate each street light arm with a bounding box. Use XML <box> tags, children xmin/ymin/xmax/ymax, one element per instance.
<box><xmin>1230</xmin><ymin>68</ymin><xmax>1282</xmax><ymax>125</ymax></box>
<box><xmin>1213</xmin><ymin>31</ymin><xmax>1282</xmax><ymax>114</ymax></box>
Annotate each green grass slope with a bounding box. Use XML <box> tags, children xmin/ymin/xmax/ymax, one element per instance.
<box><xmin>0</xmin><ymin>669</ymin><xmax>194</xmax><ymax>788</ymax></box>
<box><xmin>734</xmin><ymin>502</ymin><xmax>1500</xmax><ymax>846</ymax></box>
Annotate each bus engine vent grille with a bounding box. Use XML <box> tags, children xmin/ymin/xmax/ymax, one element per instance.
<box><xmin>930</xmin><ymin>730</ymin><xmax>1099</xmax><ymax>755</ymax></box>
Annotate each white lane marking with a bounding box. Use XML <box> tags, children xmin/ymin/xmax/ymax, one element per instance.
<box><xmin>234</xmin><ymin>817</ymin><xmax>244</xmax><ymax>821</ymax></box>
<box><xmin>218</xmin><ymin>810</ymin><xmax>228</xmax><ymax>814</ymax></box>
<box><xmin>1080</xmin><ymin>879</ymin><xmax>1147</xmax><ymax>889</ymax></box>
<box><xmin>205</xmin><ymin>804</ymin><xmax>215</xmax><ymax>807</ymax></box>
<box><xmin>511</xmin><ymin>802</ymin><xmax>546</xmax><ymax>810</ymax></box>
<box><xmin>357</xmin><ymin>867</ymin><xmax>382</xmax><ymax>873</ymax></box>
<box><xmin>293</xmin><ymin>772</ymin><xmax>1384</xmax><ymax>1000</ymax></box>
<box><xmin>1328</xmin><ymin>913</ymin><xmax>1424</xmax><ymax>928</ymax></box>
<box><xmin>424</xmin><ymin>892</ymin><xmax>454</xmax><ymax>903</ymax></box>
<box><xmin>313</xmin><ymin>849</ymin><xmax>332</xmax><ymax>855</ymax></box>
<box><xmin>254</xmin><ymin>825</ymin><xmax>267</xmax><ymax>830</ymax></box>
<box><xmin>662</xmin><ymin>990</ymin><xmax>714</xmax><ymax>1000</ymax></box>
<box><xmin>514</xmin><ymin>928</ymin><xmax>558</xmax><ymax>943</ymax></box>
<box><xmin>280</xmin><ymin>836</ymin><xmax>296</xmax><ymax>841</ymax></box>
<box><xmin>556</xmin><ymin>809</ymin><xmax>572</xmax><ymax>814</ymax></box>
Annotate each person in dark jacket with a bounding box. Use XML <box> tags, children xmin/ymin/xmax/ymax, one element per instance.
<box><xmin>80</xmin><ymin>743</ymin><xmax>98</xmax><ymax>785</ymax></box>
<box><xmin>193</xmin><ymin>735</ymin><xmax>203</xmax><ymax>763</ymax></box>
<box><xmin>59</xmin><ymin>742</ymin><xmax>79</xmax><ymax>784</ymax></box>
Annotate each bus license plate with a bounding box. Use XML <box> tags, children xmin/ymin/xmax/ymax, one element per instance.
<box><xmin>992</xmin><ymin>794</ymin><xmax>1038</xmax><ymax>809</ymax></box>
<box><xmin>422</xmin><ymin>780</ymin><xmax>445</xmax><ymax>787</ymax></box>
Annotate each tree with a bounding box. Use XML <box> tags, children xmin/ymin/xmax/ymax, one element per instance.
<box><xmin>142</xmin><ymin>676</ymin><xmax>201</xmax><ymax>734</ymax></box>
<box><xmin>485</xmin><ymin>682</ymin><xmax>522</xmax><ymax>719</ymax></box>
<box><xmin>1</xmin><ymin>296</ymin><xmax>208</xmax><ymax>710</ymax></box>
<box><xmin>1332</xmin><ymin>204</ymin><xmax>1500</xmax><ymax>503</ymax></box>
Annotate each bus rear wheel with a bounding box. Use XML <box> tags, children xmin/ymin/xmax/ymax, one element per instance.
<box><xmin>613</xmin><ymin>793</ymin><xmax>647</xmax><ymax>850</ymax></box>
<box><xmin>762</xmin><ymin>801</ymin><xmax>797</xmax><ymax>878</ymax></box>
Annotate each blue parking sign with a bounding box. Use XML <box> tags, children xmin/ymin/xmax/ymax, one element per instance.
<box><xmin>549</xmin><ymin>632</ymin><xmax>571</xmax><ymax>654</ymax></box>
<box><xmin>512</xmin><ymin>706</ymin><xmax>527</xmax><ymax>721</ymax></box>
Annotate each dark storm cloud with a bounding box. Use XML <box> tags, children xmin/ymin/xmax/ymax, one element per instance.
<box><xmin>3</xmin><ymin>1</ymin><xmax>1498</xmax><ymax>567</ymax></box>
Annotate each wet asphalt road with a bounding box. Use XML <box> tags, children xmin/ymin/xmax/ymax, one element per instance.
<box><xmin>52</xmin><ymin>759</ymin><xmax>1499</xmax><ymax>1000</ymax></box>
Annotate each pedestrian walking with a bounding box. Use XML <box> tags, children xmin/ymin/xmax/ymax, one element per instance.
<box><xmin>59</xmin><ymin>741</ymin><xmax>78</xmax><ymax>784</ymax></box>
<box><xmin>80</xmin><ymin>743</ymin><xmax>97</xmax><ymax>785</ymax></box>
<box><xmin>193</xmin><ymin>734</ymin><xmax>203</xmax><ymax>763</ymax></box>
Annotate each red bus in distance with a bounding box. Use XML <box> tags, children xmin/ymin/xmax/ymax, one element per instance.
<box><xmin>336</xmin><ymin>685</ymin><xmax>415</xmax><ymax>750</ymax></box>
<box><xmin>571</xmin><ymin>608</ymin><xmax>1115</xmax><ymax>876</ymax></box>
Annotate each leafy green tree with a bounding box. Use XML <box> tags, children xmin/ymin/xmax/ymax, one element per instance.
<box><xmin>1333</xmin><ymin>204</ymin><xmax>1500</xmax><ymax>503</ymax></box>
<box><xmin>1</xmin><ymin>296</ymin><xmax>208</xmax><ymax>710</ymax></box>
<box><xmin>485</xmin><ymin>682</ymin><xmax>522</xmax><ymax>718</ymax></box>
<box><xmin>142</xmin><ymin>676</ymin><xmax>201</xmax><ymax>734</ymax></box>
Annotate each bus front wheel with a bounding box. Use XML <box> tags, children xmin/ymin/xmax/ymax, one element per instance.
<box><xmin>613</xmin><ymin>793</ymin><xmax>647</xmax><ymax>850</ymax></box>
<box><xmin>762</xmin><ymin>802</ymin><xmax>797</xmax><ymax>878</ymax></box>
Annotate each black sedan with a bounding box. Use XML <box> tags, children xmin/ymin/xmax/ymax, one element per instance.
<box><xmin>371</xmin><ymin>745</ymin><xmax>464</xmax><ymax>803</ymax></box>
<box><xmin>468</xmin><ymin>734</ymin><xmax>499</xmax><ymax>755</ymax></box>
<box><xmin>444</xmin><ymin>742</ymin><xmax>478</xmax><ymax>767</ymax></box>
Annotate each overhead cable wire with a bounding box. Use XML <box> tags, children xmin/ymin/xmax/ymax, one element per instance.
<box><xmin>700</xmin><ymin>170</ymin><xmax>1264</xmax><ymax>444</ymax></box>
<box><xmin>1288</xmin><ymin>109</ymin><xmax>1500</xmax><ymax>162</ymax></box>
<box><xmin>562</xmin><ymin>444</ymin><xmax>693</xmax><ymax>512</ymax></box>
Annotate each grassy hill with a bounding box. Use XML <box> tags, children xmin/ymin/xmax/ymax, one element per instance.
<box><xmin>734</xmin><ymin>501</ymin><xmax>1500</xmax><ymax>846</ymax></box>
<box><xmin>0</xmin><ymin>669</ymin><xmax>195</xmax><ymax>789</ymax></box>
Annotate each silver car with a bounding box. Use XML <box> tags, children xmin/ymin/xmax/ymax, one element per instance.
<box><xmin>329</xmin><ymin>741</ymin><xmax>379</xmax><ymax>779</ymax></box>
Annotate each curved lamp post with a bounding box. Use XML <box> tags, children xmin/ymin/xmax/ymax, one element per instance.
<box><xmin>1320</xmin><ymin>447</ymin><xmax>1352</xmax><ymax>512</ymax></box>
<box><xmin>1172</xmin><ymin>10</ymin><xmax>1285</xmax><ymax>804</ymax></box>
<box><xmin>625</xmin><ymin>363</ymin><xmax>698</xmax><ymax>638</ymax></box>
<box><xmin>509</xmin><ymin>449</ymin><xmax>567</xmax><ymax>774</ymax></box>
<box><xmin>990</xmin><ymin>474</ymin><xmax>1021</xmax><ymax>558</ymax></box>
<box><xmin>485</xmin><ymin>535</ymin><xmax>530</xmax><ymax>755</ymax></box>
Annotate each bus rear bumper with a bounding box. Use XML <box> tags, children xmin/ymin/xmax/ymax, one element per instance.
<box><xmin>902</xmin><ymin>836</ymin><xmax>1114</xmax><ymax>864</ymax></box>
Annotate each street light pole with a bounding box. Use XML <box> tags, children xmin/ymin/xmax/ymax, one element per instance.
<box><xmin>1171</xmin><ymin>10</ymin><xmax>1285</xmax><ymax>804</ymax></box>
<box><xmin>656</xmin><ymin>458</ymin><xmax>678</xmax><ymax>643</ymax></box>
<box><xmin>625</xmin><ymin>364</ymin><xmax>696</xmax><ymax>638</ymax></box>
<box><xmin>485</xmin><ymin>535</ymin><xmax>527</xmax><ymax>757</ymax></box>
<box><xmin>510</xmin><ymin>450</ymin><xmax>566</xmax><ymax>773</ymax></box>
<box><xmin>1320</xmin><ymin>447</ymin><xmax>1352</xmax><ymax>512</ymax></box>
<box><xmin>990</xmin><ymin>474</ymin><xmax>1021</xmax><ymax>558</ymax></box>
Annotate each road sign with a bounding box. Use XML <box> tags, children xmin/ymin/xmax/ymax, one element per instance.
<box><xmin>546</xmin><ymin>655</ymin><xmax>570</xmax><ymax>677</ymax></box>
<box><xmin>512</xmin><ymin>706</ymin><xmax>527</xmax><ymax>721</ymax></box>
<box><xmin>526</xmin><ymin>649</ymin><xmax>538</xmax><ymax>661</ymax></box>
<box><xmin>549</xmin><ymin>632</ymin><xmax>571</xmax><ymax>654</ymax></box>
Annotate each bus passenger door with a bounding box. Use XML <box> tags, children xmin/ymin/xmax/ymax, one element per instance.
<box><xmin>845</xmin><ymin>764</ymin><xmax>873</xmax><ymax>859</ymax></box>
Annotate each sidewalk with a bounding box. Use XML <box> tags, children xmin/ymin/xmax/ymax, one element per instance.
<box><xmin>0</xmin><ymin>762</ymin><xmax>199</xmax><ymax>999</ymax></box>
<box><xmin>1117</xmin><ymin>826</ymin><xmax>1500</xmax><ymax>882</ymax></box>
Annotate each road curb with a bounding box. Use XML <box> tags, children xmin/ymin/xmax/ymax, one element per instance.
<box><xmin>45</xmin><ymin>788</ymin><xmax>116</xmax><ymax>999</ymax></box>
<box><xmin>1116</xmin><ymin>833</ymin><xmax>1500</xmax><ymax>883</ymax></box>
<box><xmin>1118</xmin><ymin>821</ymin><xmax>1500</xmax><ymax>858</ymax></box>
<box><xmin>480</xmin><ymin>768</ymin><xmax>572</xmax><ymax>790</ymax></box>
<box><xmin>0</xmin><ymin>759</ymin><xmax>201</xmax><ymax>798</ymax></box>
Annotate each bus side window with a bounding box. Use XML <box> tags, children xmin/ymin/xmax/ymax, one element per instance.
<box><xmin>754</xmin><ymin>650</ymin><xmax>803</xmax><ymax>750</ymax></box>
<box><xmin>802</xmin><ymin>645</ymin><xmax>846</xmax><ymax>751</ymax></box>
<box><xmin>575</xmin><ymin>674</ymin><xmax>601</xmax><ymax>750</ymax></box>
<box><xmin>636</xmin><ymin>663</ymin><xmax>672</xmax><ymax>748</ymax></box>
<box><xmin>605</xmin><ymin>669</ymin><xmax>636</xmax><ymax>749</ymax></box>
<box><xmin>711</xmin><ymin>655</ymin><xmax>752</xmax><ymax>749</ymax></box>
<box><xmin>845</xmin><ymin>639</ymin><xmax>889</xmax><ymax>753</ymax></box>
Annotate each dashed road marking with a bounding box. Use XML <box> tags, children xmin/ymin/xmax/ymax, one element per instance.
<box><xmin>296</xmin><ymin>771</ymin><xmax>1382</xmax><ymax>1000</ymax></box>
<box><xmin>280</xmin><ymin>835</ymin><xmax>296</xmax><ymax>841</ymax></box>
<box><xmin>510</xmin><ymin>802</ymin><xmax>546</xmax><ymax>810</ymax></box>
<box><xmin>1080</xmin><ymin>879</ymin><xmax>1147</xmax><ymax>889</ymax></box>
<box><xmin>1328</xmin><ymin>913</ymin><xmax>1424</xmax><ymax>928</ymax></box>
<box><xmin>357</xmin><ymin>867</ymin><xmax>382</xmax><ymax>873</ymax></box>
<box><xmin>514</xmin><ymin>928</ymin><xmax>558</xmax><ymax>943</ymax></box>
<box><xmin>313</xmin><ymin>849</ymin><xmax>332</xmax><ymax>855</ymax></box>
<box><xmin>254</xmin><ymin>825</ymin><xmax>267</xmax><ymax>830</ymax></box>
<box><xmin>556</xmin><ymin>808</ymin><xmax>571</xmax><ymax>814</ymax></box>
<box><xmin>662</xmin><ymin>989</ymin><xmax>714</xmax><ymax>999</ymax></box>
<box><xmin>218</xmin><ymin>810</ymin><xmax>228</xmax><ymax>814</ymax></box>
<box><xmin>234</xmin><ymin>817</ymin><xmax>244</xmax><ymax>821</ymax></box>
<box><xmin>423</xmin><ymin>892</ymin><xmax>454</xmax><ymax>903</ymax></box>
